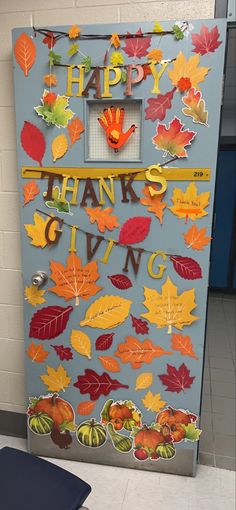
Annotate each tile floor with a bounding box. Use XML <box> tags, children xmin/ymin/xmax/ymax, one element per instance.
<box><xmin>0</xmin><ymin>433</ymin><xmax>235</xmax><ymax>510</ymax></box>
<box><xmin>199</xmin><ymin>294</ymin><xmax>236</xmax><ymax>471</ymax></box>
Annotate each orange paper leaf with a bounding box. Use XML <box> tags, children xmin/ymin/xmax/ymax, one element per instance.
<box><xmin>23</xmin><ymin>180</ymin><xmax>40</xmax><ymax>206</ymax></box>
<box><xmin>77</xmin><ymin>401</ymin><xmax>97</xmax><ymax>415</ymax></box>
<box><xmin>68</xmin><ymin>24</ymin><xmax>81</xmax><ymax>39</ymax></box>
<box><xmin>152</xmin><ymin>117</ymin><xmax>196</xmax><ymax>158</ymax></box>
<box><xmin>183</xmin><ymin>224</ymin><xmax>211</xmax><ymax>250</ymax></box>
<box><xmin>147</xmin><ymin>49</ymin><xmax>163</xmax><ymax>61</ymax></box>
<box><xmin>110</xmin><ymin>33</ymin><xmax>120</xmax><ymax>48</ymax></box>
<box><xmin>14</xmin><ymin>32</ymin><xmax>36</xmax><ymax>77</ymax></box>
<box><xmin>26</xmin><ymin>342</ymin><xmax>49</xmax><ymax>363</ymax></box>
<box><xmin>85</xmin><ymin>207</ymin><xmax>120</xmax><ymax>233</ymax></box>
<box><xmin>115</xmin><ymin>336</ymin><xmax>172</xmax><ymax>369</ymax></box>
<box><xmin>49</xmin><ymin>253</ymin><xmax>102</xmax><ymax>306</ymax></box>
<box><xmin>171</xmin><ymin>333</ymin><xmax>198</xmax><ymax>360</ymax></box>
<box><xmin>67</xmin><ymin>117</ymin><xmax>85</xmax><ymax>146</ymax></box>
<box><xmin>98</xmin><ymin>356</ymin><xmax>120</xmax><ymax>372</ymax></box>
<box><xmin>140</xmin><ymin>185</ymin><xmax>167</xmax><ymax>224</ymax></box>
<box><xmin>169</xmin><ymin>182</ymin><xmax>210</xmax><ymax>222</ymax></box>
<box><xmin>43</xmin><ymin>73</ymin><xmax>57</xmax><ymax>87</ymax></box>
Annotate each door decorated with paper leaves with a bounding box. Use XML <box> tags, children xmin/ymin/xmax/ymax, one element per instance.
<box><xmin>12</xmin><ymin>19</ymin><xmax>226</xmax><ymax>475</ymax></box>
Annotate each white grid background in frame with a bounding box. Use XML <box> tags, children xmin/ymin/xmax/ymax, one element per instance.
<box><xmin>87</xmin><ymin>101</ymin><xmax>142</xmax><ymax>161</ymax></box>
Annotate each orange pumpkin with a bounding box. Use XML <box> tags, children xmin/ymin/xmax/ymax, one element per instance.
<box><xmin>33</xmin><ymin>394</ymin><xmax>75</xmax><ymax>431</ymax></box>
<box><xmin>156</xmin><ymin>407</ymin><xmax>191</xmax><ymax>427</ymax></box>
<box><xmin>170</xmin><ymin>423</ymin><xmax>186</xmax><ymax>443</ymax></box>
<box><xmin>134</xmin><ymin>425</ymin><xmax>165</xmax><ymax>450</ymax></box>
<box><xmin>109</xmin><ymin>404</ymin><xmax>133</xmax><ymax>421</ymax></box>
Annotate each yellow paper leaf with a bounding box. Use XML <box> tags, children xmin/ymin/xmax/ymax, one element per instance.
<box><xmin>142</xmin><ymin>391</ymin><xmax>166</xmax><ymax>412</ymax></box>
<box><xmin>168</xmin><ymin>182</ymin><xmax>210</xmax><ymax>222</ymax></box>
<box><xmin>25</xmin><ymin>285</ymin><xmax>46</xmax><ymax>307</ymax></box>
<box><xmin>168</xmin><ymin>51</ymin><xmax>209</xmax><ymax>90</ymax></box>
<box><xmin>52</xmin><ymin>133</ymin><xmax>68</xmax><ymax>162</ymax></box>
<box><xmin>40</xmin><ymin>364</ymin><xmax>71</xmax><ymax>392</ymax></box>
<box><xmin>80</xmin><ymin>295</ymin><xmax>132</xmax><ymax>329</ymax></box>
<box><xmin>70</xmin><ymin>330</ymin><xmax>92</xmax><ymax>359</ymax></box>
<box><xmin>135</xmin><ymin>372</ymin><xmax>153</xmax><ymax>390</ymax></box>
<box><xmin>24</xmin><ymin>212</ymin><xmax>57</xmax><ymax>248</ymax></box>
<box><xmin>141</xmin><ymin>276</ymin><xmax>199</xmax><ymax>334</ymax></box>
<box><xmin>153</xmin><ymin>21</ymin><xmax>164</xmax><ymax>33</ymax></box>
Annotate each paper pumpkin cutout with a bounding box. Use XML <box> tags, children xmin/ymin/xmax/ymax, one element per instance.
<box><xmin>25</xmin><ymin>285</ymin><xmax>46</xmax><ymax>307</ymax></box>
<box><xmin>85</xmin><ymin>206</ymin><xmax>119</xmax><ymax>233</ymax></box>
<box><xmin>182</xmin><ymin>88</ymin><xmax>208</xmax><ymax>126</ymax></box>
<box><xmin>141</xmin><ymin>277</ymin><xmax>199</xmax><ymax>334</ymax></box>
<box><xmin>21</xmin><ymin>121</ymin><xmax>46</xmax><ymax>167</ymax></box>
<box><xmin>52</xmin><ymin>133</ymin><xmax>68</xmax><ymax>162</ymax></box>
<box><xmin>70</xmin><ymin>330</ymin><xmax>92</xmax><ymax>359</ymax></box>
<box><xmin>41</xmin><ymin>365</ymin><xmax>71</xmax><ymax>392</ymax></box>
<box><xmin>145</xmin><ymin>88</ymin><xmax>176</xmax><ymax>122</ymax></box>
<box><xmin>183</xmin><ymin>224</ymin><xmax>211</xmax><ymax>251</ymax></box>
<box><xmin>26</xmin><ymin>342</ymin><xmax>49</xmax><ymax>363</ymax></box>
<box><xmin>34</xmin><ymin>90</ymin><xmax>74</xmax><ymax>128</ymax></box>
<box><xmin>135</xmin><ymin>372</ymin><xmax>153</xmax><ymax>391</ymax></box>
<box><xmin>152</xmin><ymin>117</ymin><xmax>196</xmax><ymax>158</ymax></box>
<box><xmin>168</xmin><ymin>51</ymin><xmax>209</xmax><ymax>90</ymax></box>
<box><xmin>159</xmin><ymin>363</ymin><xmax>195</xmax><ymax>393</ymax></box>
<box><xmin>14</xmin><ymin>32</ymin><xmax>36</xmax><ymax>76</ymax></box>
<box><xmin>98</xmin><ymin>106</ymin><xmax>137</xmax><ymax>152</ymax></box>
<box><xmin>192</xmin><ymin>24</ymin><xmax>222</xmax><ymax>55</ymax></box>
<box><xmin>142</xmin><ymin>391</ymin><xmax>166</xmax><ymax>412</ymax></box>
<box><xmin>169</xmin><ymin>182</ymin><xmax>210</xmax><ymax>222</ymax></box>
<box><xmin>115</xmin><ymin>336</ymin><xmax>172</xmax><ymax>369</ymax></box>
<box><xmin>80</xmin><ymin>295</ymin><xmax>132</xmax><ymax>329</ymax></box>
<box><xmin>74</xmin><ymin>369</ymin><xmax>128</xmax><ymax>400</ymax></box>
<box><xmin>23</xmin><ymin>180</ymin><xmax>40</xmax><ymax>206</ymax></box>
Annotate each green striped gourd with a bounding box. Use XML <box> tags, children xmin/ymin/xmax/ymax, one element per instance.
<box><xmin>156</xmin><ymin>443</ymin><xmax>176</xmax><ymax>459</ymax></box>
<box><xmin>76</xmin><ymin>419</ymin><xmax>107</xmax><ymax>448</ymax></box>
<box><xmin>107</xmin><ymin>423</ymin><xmax>132</xmax><ymax>453</ymax></box>
<box><xmin>29</xmin><ymin>413</ymin><xmax>53</xmax><ymax>435</ymax></box>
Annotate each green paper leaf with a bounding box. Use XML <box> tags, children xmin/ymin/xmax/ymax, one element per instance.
<box><xmin>45</xmin><ymin>199</ymin><xmax>71</xmax><ymax>214</ymax></box>
<box><xmin>173</xmin><ymin>24</ymin><xmax>184</xmax><ymax>40</ymax></box>
<box><xmin>182</xmin><ymin>423</ymin><xmax>202</xmax><ymax>442</ymax></box>
<box><xmin>34</xmin><ymin>93</ymin><xmax>74</xmax><ymax>128</ymax></box>
<box><xmin>81</xmin><ymin>56</ymin><xmax>92</xmax><ymax>73</ymax></box>
<box><xmin>67</xmin><ymin>43</ymin><xmax>79</xmax><ymax>56</ymax></box>
<box><xmin>121</xmin><ymin>70</ymin><xmax>127</xmax><ymax>83</ymax></box>
<box><xmin>49</xmin><ymin>50</ymin><xmax>62</xmax><ymax>66</ymax></box>
<box><xmin>110</xmin><ymin>51</ymin><xmax>124</xmax><ymax>66</ymax></box>
<box><xmin>59</xmin><ymin>420</ymin><xmax>76</xmax><ymax>432</ymax></box>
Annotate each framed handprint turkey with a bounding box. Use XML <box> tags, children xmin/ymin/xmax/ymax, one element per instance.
<box><xmin>12</xmin><ymin>19</ymin><xmax>226</xmax><ymax>476</ymax></box>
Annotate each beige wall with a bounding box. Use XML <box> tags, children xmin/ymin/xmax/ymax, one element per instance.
<box><xmin>0</xmin><ymin>0</ymin><xmax>215</xmax><ymax>414</ymax></box>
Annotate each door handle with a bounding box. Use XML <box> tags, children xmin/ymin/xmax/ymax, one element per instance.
<box><xmin>31</xmin><ymin>271</ymin><xmax>48</xmax><ymax>288</ymax></box>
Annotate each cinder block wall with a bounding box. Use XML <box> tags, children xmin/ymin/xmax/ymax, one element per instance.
<box><xmin>0</xmin><ymin>0</ymin><xmax>215</xmax><ymax>414</ymax></box>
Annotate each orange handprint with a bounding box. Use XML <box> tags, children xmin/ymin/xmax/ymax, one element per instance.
<box><xmin>98</xmin><ymin>106</ymin><xmax>137</xmax><ymax>152</ymax></box>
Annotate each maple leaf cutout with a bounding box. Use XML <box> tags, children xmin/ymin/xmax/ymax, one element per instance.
<box><xmin>123</xmin><ymin>28</ymin><xmax>151</xmax><ymax>58</ymax></box>
<box><xmin>114</xmin><ymin>336</ymin><xmax>172</xmax><ymax>369</ymax></box>
<box><xmin>24</xmin><ymin>212</ymin><xmax>58</xmax><ymax>248</ymax></box>
<box><xmin>169</xmin><ymin>182</ymin><xmax>210</xmax><ymax>222</ymax></box>
<box><xmin>49</xmin><ymin>253</ymin><xmax>102</xmax><ymax>306</ymax></box>
<box><xmin>168</xmin><ymin>51</ymin><xmax>209</xmax><ymax>90</ymax></box>
<box><xmin>23</xmin><ymin>181</ymin><xmax>40</xmax><ymax>206</ymax></box>
<box><xmin>141</xmin><ymin>276</ymin><xmax>199</xmax><ymax>334</ymax></box>
<box><xmin>152</xmin><ymin>117</ymin><xmax>196</xmax><ymax>158</ymax></box>
<box><xmin>183</xmin><ymin>224</ymin><xmax>211</xmax><ymax>251</ymax></box>
<box><xmin>26</xmin><ymin>342</ymin><xmax>49</xmax><ymax>363</ymax></box>
<box><xmin>40</xmin><ymin>364</ymin><xmax>71</xmax><ymax>392</ymax></box>
<box><xmin>140</xmin><ymin>185</ymin><xmax>167</xmax><ymax>224</ymax></box>
<box><xmin>25</xmin><ymin>285</ymin><xmax>46</xmax><ymax>307</ymax></box>
<box><xmin>159</xmin><ymin>363</ymin><xmax>195</xmax><ymax>393</ymax></box>
<box><xmin>182</xmin><ymin>88</ymin><xmax>208</xmax><ymax>126</ymax></box>
<box><xmin>192</xmin><ymin>24</ymin><xmax>222</xmax><ymax>56</ymax></box>
<box><xmin>85</xmin><ymin>206</ymin><xmax>119</xmax><ymax>233</ymax></box>
<box><xmin>171</xmin><ymin>333</ymin><xmax>198</xmax><ymax>360</ymax></box>
<box><xmin>142</xmin><ymin>391</ymin><xmax>166</xmax><ymax>412</ymax></box>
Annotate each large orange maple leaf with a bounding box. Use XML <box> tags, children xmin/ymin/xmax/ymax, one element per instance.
<box><xmin>152</xmin><ymin>117</ymin><xmax>196</xmax><ymax>158</ymax></box>
<box><xmin>48</xmin><ymin>253</ymin><xmax>102</xmax><ymax>306</ymax></box>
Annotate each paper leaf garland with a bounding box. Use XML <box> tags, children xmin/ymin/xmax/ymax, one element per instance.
<box><xmin>70</xmin><ymin>330</ymin><xmax>92</xmax><ymax>359</ymax></box>
<box><xmin>115</xmin><ymin>336</ymin><xmax>172</xmax><ymax>369</ymax></box>
<box><xmin>51</xmin><ymin>345</ymin><xmax>73</xmax><ymax>361</ymax></box>
<box><xmin>80</xmin><ymin>295</ymin><xmax>132</xmax><ymax>329</ymax></box>
<box><xmin>77</xmin><ymin>401</ymin><xmax>97</xmax><ymax>416</ymax></box>
<box><xmin>169</xmin><ymin>183</ymin><xmax>210</xmax><ymax>222</ymax></box>
<box><xmin>123</xmin><ymin>28</ymin><xmax>151</xmax><ymax>58</ymax></box>
<box><xmin>159</xmin><ymin>363</ymin><xmax>195</xmax><ymax>393</ymax></box>
<box><xmin>26</xmin><ymin>342</ymin><xmax>49</xmax><ymax>363</ymax></box>
<box><xmin>168</xmin><ymin>51</ymin><xmax>209</xmax><ymax>90</ymax></box>
<box><xmin>25</xmin><ymin>285</ymin><xmax>46</xmax><ymax>307</ymax></box>
<box><xmin>52</xmin><ymin>134</ymin><xmax>68</xmax><ymax>162</ymax></box>
<box><xmin>21</xmin><ymin>122</ymin><xmax>46</xmax><ymax>167</ymax></box>
<box><xmin>98</xmin><ymin>356</ymin><xmax>120</xmax><ymax>373</ymax></box>
<box><xmin>29</xmin><ymin>305</ymin><xmax>73</xmax><ymax>340</ymax></box>
<box><xmin>110</xmin><ymin>52</ymin><xmax>124</xmax><ymax>66</ymax></box>
<box><xmin>34</xmin><ymin>90</ymin><xmax>74</xmax><ymax>128</ymax></box>
<box><xmin>170</xmin><ymin>256</ymin><xmax>202</xmax><ymax>280</ymax></box>
<box><xmin>147</xmin><ymin>49</ymin><xmax>163</xmax><ymax>62</ymax></box>
<box><xmin>140</xmin><ymin>186</ymin><xmax>167</xmax><ymax>225</ymax></box>
<box><xmin>44</xmin><ymin>74</ymin><xmax>57</xmax><ymax>87</ymax></box>
<box><xmin>135</xmin><ymin>372</ymin><xmax>153</xmax><ymax>390</ymax></box>
<box><xmin>67</xmin><ymin>43</ymin><xmax>79</xmax><ymax>56</ymax></box>
<box><xmin>153</xmin><ymin>21</ymin><xmax>164</xmax><ymax>33</ymax></box>
<box><xmin>85</xmin><ymin>207</ymin><xmax>119</xmax><ymax>233</ymax></box>
<box><xmin>183</xmin><ymin>225</ymin><xmax>211</xmax><ymax>251</ymax></box>
<box><xmin>130</xmin><ymin>315</ymin><xmax>149</xmax><ymax>335</ymax></box>
<box><xmin>14</xmin><ymin>32</ymin><xmax>36</xmax><ymax>76</ymax></box>
<box><xmin>68</xmin><ymin>24</ymin><xmax>81</xmax><ymax>39</ymax></box>
<box><xmin>74</xmin><ymin>369</ymin><xmax>128</xmax><ymax>400</ymax></box>
<box><xmin>182</xmin><ymin>88</ymin><xmax>208</xmax><ymax>126</ymax></box>
<box><xmin>118</xmin><ymin>217</ymin><xmax>151</xmax><ymax>245</ymax></box>
<box><xmin>145</xmin><ymin>88</ymin><xmax>176</xmax><ymax>122</ymax></box>
<box><xmin>108</xmin><ymin>274</ymin><xmax>132</xmax><ymax>290</ymax></box>
<box><xmin>171</xmin><ymin>333</ymin><xmax>198</xmax><ymax>360</ymax></box>
<box><xmin>24</xmin><ymin>212</ymin><xmax>57</xmax><ymax>248</ymax></box>
<box><xmin>43</xmin><ymin>32</ymin><xmax>56</xmax><ymax>48</ymax></box>
<box><xmin>95</xmin><ymin>333</ymin><xmax>114</xmax><ymax>351</ymax></box>
<box><xmin>141</xmin><ymin>277</ymin><xmax>199</xmax><ymax>334</ymax></box>
<box><xmin>67</xmin><ymin>117</ymin><xmax>85</xmax><ymax>146</ymax></box>
<box><xmin>152</xmin><ymin>117</ymin><xmax>196</xmax><ymax>158</ymax></box>
<box><xmin>192</xmin><ymin>24</ymin><xmax>222</xmax><ymax>55</ymax></box>
<box><xmin>41</xmin><ymin>364</ymin><xmax>71</xmax><ymax>392</ymax></box>
<box><xmin>142</xmin><ymin>391</ymin><xmax>166</xmax><ymax>412</ymax></box>
<box><xmin>23</xmin><ymin>181</ymin><xmax>40</xmax><ymax>206</ymax></box>
<box><xmin>48</xmin><ymin>253</ymin><xmax>102</xmax><ymax>306</ymax></box>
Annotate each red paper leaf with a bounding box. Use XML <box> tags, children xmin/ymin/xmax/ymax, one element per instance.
<box><xmin>73</xmin><ymin>369</ymin><xmax>129</xmax><ymax>400</ymax></box>
<box><xmin>95</xmin><ymin>333</ymin><xmax>114</xmax><ymax>351</ymax></box>
<box><xmin>159</xmin><ymin>363</ymin><xmax>195</xmax><ymax>393</ymax></box>
<box><xmin>108</xmin><ymin>274</ymin><xmax>133</xmax><ymax>290</ymax></box>
<box><xmin>118</xmin><ymin>217</ymin><xmax>151</xmax><ymax>245</ymax></box>
<box><xmin>142</xmin><ymin>63</ymin><xmax>152</xmax><ymax>80</ymax></box>
<box><xmin>192</xmin><ymin>24</ymin><xmax>222</xmax><ymax>56</ymax></box>
<box><xmin>130</xmin><ymin>314</ymin><xmax>149</xmax><ymax>335</ymax></box>
<box><xmin>145</xmin><ymin>88</ymin><xmax>176</xmax><ymax>122</ymax></box>
<box><xmin>170</xmin><ymin>256</ymin><xmax>202</xmax><ymax>280</ymax></box>
<box><xmin>43</xmin><ymin>31</ymin><xmax>57</xmax><ymax>48</ymax></box>
<box><xmin>152</xmin><ymin>117</ymin><xmax>196</xmax><ymax>158</ymax></box>
<box><xmin>21</xmin><ymin>121</ymin><xmax>46</xmax><ymax>166</ymax></box>
<box><xmin>29</xmin><ymin>305</ymin><xmax>73</xmax><ymax>340</ymax></box>
<box><xmin>51</xmin><ymin>344</ymin><xmax>73</xmax><ymax>361</ymax></box>
<box><xmin>123</xmin><ymin>28</ymin><xmax>151</xmax><ymax>58</ymax></box>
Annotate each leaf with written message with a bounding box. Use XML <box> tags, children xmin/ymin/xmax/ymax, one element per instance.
<box><xmin>159</xmin><ymin>363</ymin><xmax>195</xmax><ymax>393</ymax></box>
<box><xmin>183</xmin><ymin>224</ymin><xmax>211</xmax><ymax>251</ymax></box>
<box><xmin>41</xmin><ymin>364</ymin><xmax>71</xmax><ymax>392</ymax></box>
<box><xmin>152</xmin><ymin>117</ymin><xmax>196</xmax><ymax>158</ymax></box>
<box><xmin>171</xmin><ymin>333</ymin><xmax>198</xmax><ymax>360</ymax></box>
<box><xmin>80</xmin><ymin>295</ymin><xmax>132</xmax><ymax>329</ymax></box>
<box><xmin>115</xmin><ymin>336</ymin><xmax>172</xmax><ymax>369</ymax></box>
<box><xmin>168</xmin><ymin>182</ymin><xmax>210</xmax><ymax>222</ymax></box>
<box><xmin>85</xmin><ymin>207</ymin><xmax>119</xmax><ymax>233</ymax></box>
<box><xmin>123</xmin><ymin>28</ymin><xmax>151</xmax><ymax>58</ymax></box>
<box><xmin>26</xmin><ymin>342</ymin><xmax>49</xmax><ymax>363</ymax></box>
<box><xmin>74</xmin><ymin>369</ymin><xmax>128</xmax><ymax>400</ymax></box>
<box><xmin>23</xmin><ymin>181</ymin><xmax>40</xmax><ymax>206</ymax></box>
<box><xmin>142</xmin><ymin>391</ymin><xmax>166</xmax><ymax>412</ymax></box>
<box><xmin>192</xmin><ymin>24</ymin><xmax>222</xmax><ymax>55</ymax></box>
<box><xmin>140</xmin><ymin>185</ymin><xmax>167</xmax><ymax>225</ymax></box>
<box><xmin>29</xmin><ymin>305</ymin><xmax>73</xmax><ymax>340</ymax></box>
<box><xmin>145</xmin><ymin>88</ymin><xmax>176</xmax><ymax>122</ymax></box>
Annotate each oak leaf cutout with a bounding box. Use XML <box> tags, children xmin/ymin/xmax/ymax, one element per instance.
<box><xmin>77</xmin><ymin>401</ymin><xmax>97</xmax><ymax>416</ymax></box>
<box><xmin>51</xmin><ymin>345</ymin><xmax>73</xmax><ymax>361</ymax></box>
<box><xmin>152</xmin><ymin>117</ymin><xmax>196</xmax><ymax>158</ymax></box>
<box><xmin>24</xmin><ymin>212</ymin><xmax>57</xmax><ymax>248</ymax></box>
<box><xmin>52</xmin><ymin>133</ymin><xmax>68</xmax><ymax>162</ymax></box>
<box><xmin>145</xmin><ymin>88</ymin><xmax>176</xmax><ymax>122</ymax></box>
<box><xmin>168</xmin><ymin>51</ymin><xmax>209</xmax><ymax>90</ymax></box>
<box><xmin>183</xmin><ymin>224</ymin><xmax>211</xmax><ymax>251</ymax></box>
<box><xmin>74</xmin><ymin>368</ymin><xmax>128</xmax><ymax>400</ymax></box>
<box><xmin>168</xmin><ymin>182</ymin><xmax>210</xmax><ymax>222</ymax></box>
<box><xmin>140</xmin><ymin>185</ymin><xmax>167</xmax><ymax>224</ymax></box>
<box><xmin>85</xmin><ymin>206</ymin><xmax>119</xmax><ymax>233</ymax></box>
<box><xmin>182</xmin><ymin>88</ymin><xmax>208</xmax><ymax>126</ymax></box>
<box><xmin>40</xmin><ymin>364</ymin><xmax>71</xmax><ymax>392</ymax></box>
<box><xmin>98</xmin><ymin>356</ymin><xmax>120</xmax><ymax>373</ymax></box>
<box><xmin>67</xmin><ymin>117</ymin><xmax>85</xmax><ymax>146</ymax></box>
<box><xmin>49</xmin><ymin>253</ymin><xmax>102</xmax><ymax>306</ymax></box>
<box><xmin>130</xmin><ymin>315</ymin><xmax>149</xmax><ymax>335</ymax></box>
<box><xmin>25</xmin><ymin>285</ymin><xmax>46</xmax><ymax>307</ymax></box>
<box><xmin>114</xmin><ymin>336</ymin><xmax>172</xmax><ymax>369</ymax></box>
<box><xmin>191</xmin><ymin>24</ymin><xmax>222</xmax><ymax>56</ymax></box>
<box><xmin>70</xmin><ymin>330</ymin><xmax>92</xmax><ymax>359</ymax></box>
<box><xmin>171</xmin><ymin>333</ymin><xmax>198</xmax><ymax>360</ymax></box>
<box><xmin>135</xmin><ymin>372</ymin><xmax>153</xmax><ymax>390</ymax></box>
<box><xmin>14</xmin><ymin>32</ymin><xmax>36</xmax><ymax>76</ymax></box>
<box><xmin>123</xmin><ymin>28</ymin><xmax>151</xmax><ymax>58</ymax></box>
<box><xmin>142</xmin><ymin>391</ymin><xmax>166</xmax><ymax>412</ymax></box>
<box><xmin>26</xmin><ymin>342</ymin><xmax>49</xmax><ymax>363</ymax></box>
<box><xmin>141</xmin><ymin>276</ymin><xmax>199</xmax><ymax>334</ymax></box>
<box><xmin>23</xmin><ymin>181</ymin><xmax>40</xmax><ymax>206</ymax></box>
<box><xmin>80</xmin><ymin>295</ymin><xmax>132</xmax><ymax>329</ymax></box>
<box><xmin>159</xmin><ymin>363</ymin><xmax>195</xmax><ymax>393</ymax></box>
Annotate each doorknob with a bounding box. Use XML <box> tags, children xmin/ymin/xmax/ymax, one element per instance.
<box><xmin>31</xmin><ymin>271</ymin><xmax>48</xmax><ymax>288</ymax></box>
